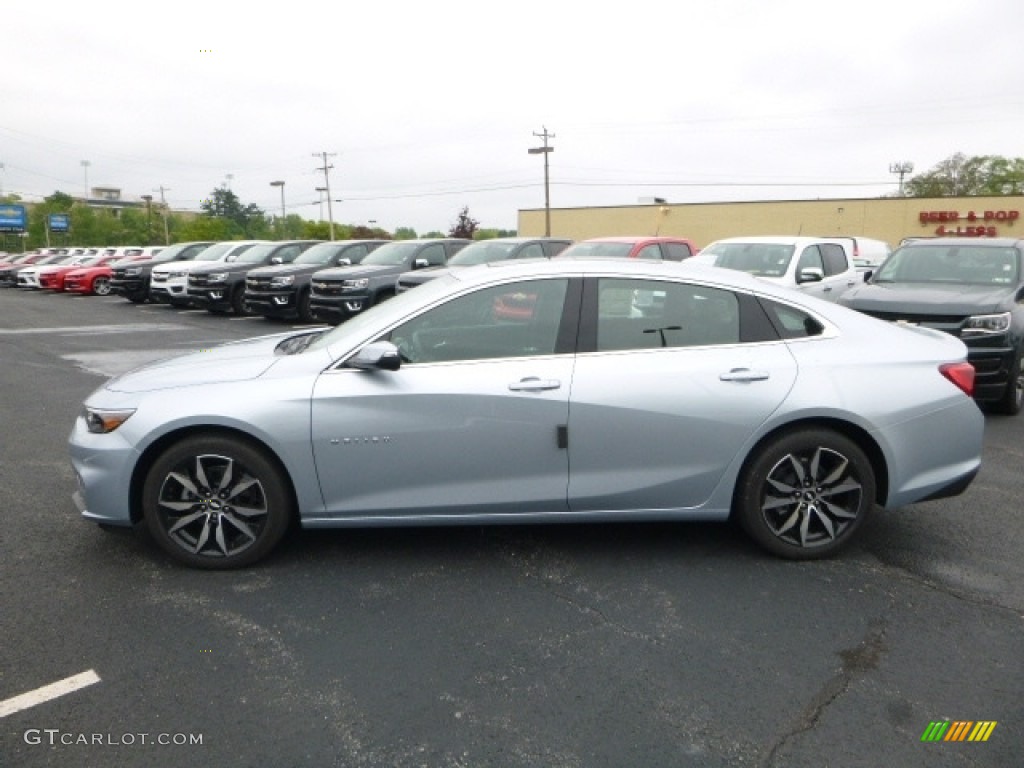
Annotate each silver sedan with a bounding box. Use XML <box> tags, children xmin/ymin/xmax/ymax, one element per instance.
<box><xmin>69</xmin><ymin>259</ymin><xmax>984</xmax><ymax>568</ymax></box>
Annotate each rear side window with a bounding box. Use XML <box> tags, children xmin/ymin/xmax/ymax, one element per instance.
<box><xmin>759</xmin><ymin>299</ymin><xmax>825</xmax><ymax>339</ymax></box>
<box><xmin>634</xmin><ymin>244</ymin><xmax>663</xmax><ymax>260</ymax></box>
<box><xmin>595</xmin><ymin>279</ymin><xmax>740</xmax><ymax>351</ymax></box>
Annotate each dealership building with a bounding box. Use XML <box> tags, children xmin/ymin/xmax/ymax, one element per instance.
<box><xmin>517</xmin><ymin>195</ymin><xmax>1024</xmax><ymax>250</ymax></box>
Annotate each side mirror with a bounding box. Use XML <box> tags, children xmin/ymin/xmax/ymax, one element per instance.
<box><xmin>797</xmin><ymin>267</ymin><xmax>824</xmax><ymax>284</ymax></box>
<box><xmin>335</xmin><ymin>257</ymin><xmax>352</xmax><ymax>267</ymax></box>
<box><xmin>413</xmin><ymin>258</ymin><xmax>430</xmax><ymax>270</ymax></box>
<box><xmin>270</xmin><ymin>256</ymin><xmax>283</xmax><ymax>265</ymax></box>
<box><xmin>347</xmin><ymin>341</ymin><xmax>401</xmax><ymax>371</ymax></box>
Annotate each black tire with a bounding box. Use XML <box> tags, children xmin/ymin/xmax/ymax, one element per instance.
<box><xmin>127</xmin><ymin>291</ymin><xmax>147</xmax><ymax>304</ymax></box>
<box><xmin>92</xmin><ymin>276</ymin><xmax>111</xmax><ymax>296</ymax></box>
<box><xmin>990</xmin><ymin>349</ymin><xmax>1023</xmax><ymax>416</ymax></box>
<box><xmin>735</xmin><ymin>429</ymin><xmax>875</xmax><ymax>560</ymax></box>
<box><xmin>230</xmin><ymin>284</ymin><xmax>250</xmax><ymax>316</ymax></box>
<box><xmin>142</xmin><ymin>435</ymin><xmax>294</xmax><ymax>569</ymax></box>
<box><xmin>296</xmin><ymin>288</ymin><xmax>313</xmax><ymax>323</ymax></box>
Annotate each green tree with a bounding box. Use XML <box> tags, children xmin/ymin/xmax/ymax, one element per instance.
<box><xmin>448</xmin><ymin>206</ymin><xmax>479</xmax><ymax>239</ymax></box>
<box><xmin>393</xmin><ymin>227</ymin><xmax>417</xmax><ymax>240</ymax></box>
<box><xmin>199</xmin><ymin>186</ymin><xmax>268</xmax><ymax>238</ymax></box>
<box><xmin>904</xmin><ymin>153</ymin><xmax>1024</xmax><ymax>197</ymax></box>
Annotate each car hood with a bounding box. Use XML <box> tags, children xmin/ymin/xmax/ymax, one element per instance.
<box><xmin>840</xmin><ymin>281</ymin><xmax>1013</xmax><ymax>315</ymax></box>
<box><xmin>314</xmin><ymin>264</ymin><xmax>395</xmax><ymax>280</ymax></box>
<box><xmin>248</xmin><ymin>263</ymin><xmax>321</xmax><ymax>277</ymax></box>
<box><xmin>103</xmin><ymin>332</ymin><xmax>300</xmax><ymax>393</ymax></box>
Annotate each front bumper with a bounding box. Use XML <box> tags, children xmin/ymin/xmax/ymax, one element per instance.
<box><xmin>964</xmin><ymin>339</ymin><xmax>1017</xmax><ymax>402</ymax></box>
<box><xmin>308</xmin><ymin>293</ymin><xmax>367</xmax><ymax>324</ymax></box>
<box><xmin>246</xmin><ymin>289</ymin><xmax>299</xmax><ymax>318</ymax></box>
<box><xmin>110</xmin><ymin>277</ymin><xmax>147</xmax><ymax>297</ymax></box>
<box><xmin>68</xmin><ymin>415</ymin><xmax>139</xmax><ymax>526</ymax></box>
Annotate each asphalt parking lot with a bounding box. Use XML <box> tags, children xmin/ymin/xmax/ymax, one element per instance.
<box><xmin>1</xmin><ymin>288</ymin><xmax>1022</xmax><ymax>768</ymax></box>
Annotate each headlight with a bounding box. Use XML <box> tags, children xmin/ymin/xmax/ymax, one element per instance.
<box><xmin>83</xmin><ymin>407</ymin><xmax>136</xmax><ymax>434</ymax></box>
<box><xmin>341</xmin><ymin>279</ymin><xmax>368</xmax><ymax>290</ymax></box>
<box><xmin>124</xmin><ymin>267</ymin><xmax>141</xmax><ymax>276</ymax></box>
<box><xmin>962</xmin><ymin>312</ymin><xmax>1011</xmax><ymax>335</ymax></box>
<box><xmin>269</xmin><ymin>276</ymin><xmax>295</xmax><ymax>288</ymax></box>
<box><xmin>207</xmin><ymin>272</ymin><xmax>229</xmax><ymax>283</ymax></box>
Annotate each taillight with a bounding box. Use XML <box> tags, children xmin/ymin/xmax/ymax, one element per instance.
<box><xmin>939</xmin><ymin>362</ymin><xmax>975</xmax><ymax>397</ymax></box>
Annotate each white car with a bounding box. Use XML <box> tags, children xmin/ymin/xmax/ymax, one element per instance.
<box><xmin>150</xmin><ymin>240</ymin><xmax>267</xmax><ymax>306</ymax></box>
<box><xmin>696</xmin><ymin>236</ymin><xmax>860</xmax><ymax>302</ymax></box>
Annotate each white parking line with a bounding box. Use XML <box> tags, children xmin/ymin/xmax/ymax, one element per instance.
<box><xmin>0</xmin><ymin>670</ymin><xmax>101</xmax><ymax>718</ymax></box>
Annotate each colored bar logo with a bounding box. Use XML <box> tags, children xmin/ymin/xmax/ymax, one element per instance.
<box><xmin>921</xmin><ymin>721</ymin><xmax>997</xmax><ymax>742</ymax></box>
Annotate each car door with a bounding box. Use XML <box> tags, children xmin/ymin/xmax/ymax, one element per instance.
<box><xmin>567</xmin><ymin>277</ymin><xmax>797</xmax><ymax>512</ymax></box>
<box><xmin>310</xmin><ymin>277</ymin><xmax>578</xmax><ymax>518</ymax></box>
<box><xmin>820</xmin><ymin>242</ymin><xmax>858</xmax><ymax>299</ymax></box>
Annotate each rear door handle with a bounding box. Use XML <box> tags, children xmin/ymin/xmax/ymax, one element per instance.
<box><xmin>509</xmin><ymin>377</ymin><xmax>561</xmax><ymax>392</ymax></box>
<box><xmin>719</xmin><ymin>368</ymin><xmax>769</xmax><ymax>382</ymax></box>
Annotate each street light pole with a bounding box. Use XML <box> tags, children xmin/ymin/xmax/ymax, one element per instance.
<box><xmin>528</xmin><ymin>127</ymin><xmax>555</xmax><ymax>236</ymax></box>
<box><xmin>80</xmin><ymin>160</ymin><xmax>91</xmax><ymax>201</ymax></box>
<box><xmin>315</xmin><ymin>186</ymin><xmax>327</xmax><ymax>223</ymax></box>
<box><xmin>889</xmin><ymin>161</ymin><xmax>914</xmax><ymax>196</ymax></box>
<box><xmin>141</xmin><ymin>194</ymin><xmax>153</xmax><ymax>244</ymax></box>
<box><xmin>270</xmin><ymin>180</ymin><xmax>286</xmax><ymax>235</ymax></box>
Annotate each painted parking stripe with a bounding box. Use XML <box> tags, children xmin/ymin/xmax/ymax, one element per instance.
<box><xmin>0</xmin><ymin>670</ymin><xmax>101</xmax><ymax>718</ymax></box>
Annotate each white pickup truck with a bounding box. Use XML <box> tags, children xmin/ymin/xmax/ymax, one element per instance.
<box><xmin>694</xmin><ymin>236</ymin><xmax>859</xmax><ymax>302</ymax></box>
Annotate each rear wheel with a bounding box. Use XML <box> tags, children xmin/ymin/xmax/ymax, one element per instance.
<box><xmin>127</xmin><ymin>291</ymin><xmax>147</xmax><ymax>304</ymax></box>
<box><xmin>92</xmin><ymin>276</ymin><xmax>111</xmax><ymax>296</ymax></box>
<box><xmin>735</xmin><ymin>429</ymin><xmax>875</xmax><ymax>559</ymax></box>
<box><xmin>142</xmin><ymin>435</ymin><xmax>293</xmax><ymax>569</ymax></box>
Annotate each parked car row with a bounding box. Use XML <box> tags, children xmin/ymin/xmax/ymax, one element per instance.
<box><xmin>6</xmin><ymin>233</ymin><xmax>1020</xmax><ymax>417</ymax></box>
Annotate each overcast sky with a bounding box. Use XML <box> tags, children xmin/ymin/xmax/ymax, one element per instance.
<box><xmin>3</xmin><ymin>0</ymin><xmax>1022</xmax><ymax>235</ymax></box>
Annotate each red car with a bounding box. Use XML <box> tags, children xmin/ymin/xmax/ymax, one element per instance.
<box><xmin>555</xmin><ymin>236</ymin><xmax>698</xmax><ymax>261</ymax></box>
<box><xmin>40</xmin><ymin>253</ymin><xmax>117</xmax><ymax>291</ymax></box>
<box><xmin>64</xmin><ymin>251</ymin><xmax>150</xmax><ymax>296</ymax></box>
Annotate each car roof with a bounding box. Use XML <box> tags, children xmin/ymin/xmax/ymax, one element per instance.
<box><xmin>580</xmin><ymin>236</ymin><xmax>692</xmax><ymax>244</ymax></box>
<box><xmin>708</xmin><ymin>236</ymin><xmax>848</xmax><ymax>246</ymax></box>
<box><xmin>899</xmin><ymin>237</ymin><xmax>1023</xmax><ymax>248</ymax></box>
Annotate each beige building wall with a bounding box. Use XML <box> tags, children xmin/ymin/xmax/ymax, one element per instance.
<box><xmin>517</xmin><ymin>196</ymin><xmax>1024</xmax><ymax>250</ymax></box>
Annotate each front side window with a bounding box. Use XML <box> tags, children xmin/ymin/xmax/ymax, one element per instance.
<box><xmin>820</xmin><ymin>244</ymin><xmax>848</xmax><ymax>276</ymax></box>
<box><xmin>796</xmin><ymin>246</ymin><xmax>825</xmax><ymax>275</ymax></box>
<box><xmin>705</xmin><ymin>243</ymin><xmax>795</xmax><ymax>277</ymax></box>
<box><xmin>595</xmin><ymin>279</ymin><xmax>740</xmax><ymax>351</ymax></box>
<box><xmin>387</xmin><ymin>279</ymin><xmax>569</xmax><ymax>364</ymax></box>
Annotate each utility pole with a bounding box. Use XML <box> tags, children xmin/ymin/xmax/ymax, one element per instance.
<box><xmin>528</xmin><ymin>127</ymin><xmax>555</xmax><ymax>236</ymax></box>
<box><xmin>313</xmin><ymin>152</ymin><xmax>337</xmax><ymax>240</ymax></box>
<box><xmin>889</xmin><ymin>161</ymin><xmax>914</xmax><ymax>196</ymax></box>
<box><xmin>154</xmin><ymin>186</ymin><xmax>171</xmax><ymax>244</ymax></box>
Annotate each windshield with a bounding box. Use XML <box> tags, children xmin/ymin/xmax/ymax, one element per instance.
<box><xmin>361</xmin><ymin>242</ymin><xmax>420</xmax><ymax>266</ymax></box>
<box><xmin>150</xmin><ymin>243</ymin><xmax>192</xmax><ymax>262</ymax></box>
<box><xmin>235</xmin><ymin>244</ymin><xmax>277</xmax><ymax>263</ymax></box>
<box><xmin>874</xmin><ymin>244</ymin><xmax>1021</xmax><ymax>285</ymax></box>
<box><xmin>193</xmin><ymin>242</ymin><xmax>238</xmax><ymax>262</ymax></box>
<box><xmin>294</xmin><ymin>243</ymin><xmax>366</xmax><ymax>266</ymax></box>
<box><xmin>448</xmin><ymin>241</ymin><xmax>519</xmax><ymax>266</ymax></box>
<box><xmin>702</xmin><ymin>243</ymin><xmax>796</xmax><ymax>277</ymax></box>
<box><xmin>561</xmin><ymin>242</ymin><xmax>634</xmax><ymax>259</ymax></box>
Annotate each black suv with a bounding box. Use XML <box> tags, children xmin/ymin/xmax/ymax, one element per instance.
<box><xmin>109</xmin><ymin>241</ymin><xmax>214</xmax><ymax>303</ymax></box>
<box><xmin>839</xmin><ymin>237</ymin><xmax>1024</xmax><ymax>414</ymax></box>
<box><xmin>244</xmin><ymin>240</ymin><xmax>389</xmax><ymax>322</ymax></box>
<box><xmin>309</xmin><ymin>238</ymin><xmax>471</xmax><ymax>325</ymax></box>
<box><xmin>188</xmin><ymin>240</ymin><xmax>320</xmax><ymax>315</ymax></box>
<box><xmin>395</xmin><ymin>236</ymin><xmax>573</xmax><ymax>293</ymax></box>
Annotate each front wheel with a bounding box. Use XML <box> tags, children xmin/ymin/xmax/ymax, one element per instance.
<box><xmin>92</xmin><ymin>276</ymin><xmax>111</xmax><ymax>296</ymax></box>
<box><xmin>990</xmin><ymin>349</ymin><xmax>1023</xmax><ymax>416</ymax></box>
<box><xmin>142</xmin><ymin>435</ymin><xmax>294</xmax><ymax>569</ymax></box>
<box><xmin>735</xmin><ymin>429</ymin><xmax>875</xmax><ymax>559</ymax></box>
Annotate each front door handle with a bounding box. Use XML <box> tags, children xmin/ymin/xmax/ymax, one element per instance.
<box><xmin>509</xmin><ymin>377</ymin><xmax>561</xmax><ymax>392</ymax></box>
<box><xmin>719</xmin><ymin>368</ymin><xmax>770</xmax><ymax>382</ymax></box>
